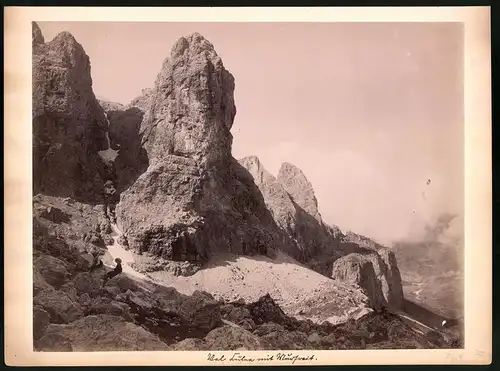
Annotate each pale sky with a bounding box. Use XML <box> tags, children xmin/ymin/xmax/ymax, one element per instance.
<box><xmin>37</xmin><ymin>22</ymin><xmax>464</xmax><ymax>245</ymax></box>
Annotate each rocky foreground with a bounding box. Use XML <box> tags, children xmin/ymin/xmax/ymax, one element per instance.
<box><xmin>31</xmin><ymin>21</ymin><xmax>462</xmax><ymax>351</ymax></box>
<box><xmin>33</xmin><ymin>195</ymin><xmax>456</xmax><ymax>351</ymax></box>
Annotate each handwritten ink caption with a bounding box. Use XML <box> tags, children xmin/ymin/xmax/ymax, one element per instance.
<box><xmin>207</xmin><ymin>352</ymin><xmax>316</xmax><ymax>364</ymax></box>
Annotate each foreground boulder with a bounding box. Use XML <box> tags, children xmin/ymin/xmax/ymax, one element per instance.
<box><xmin>87</xmin><ymin>298</ymin><xmax>134</xmax><ymax>322</ymax></box>
<box><xmin>331</xmin><ymin>251</ymin><xmax>403</xmax><ymax>310</ymax></box>
<box><xmin>115</xmin><ymin>285</ymin><xmax>222</xmax><ymax>344</ymax></box>
<box><xmin>35</xmin><ymin>315</ymin><xmax>170</xmax><ymax>351</ymax></box>
<box><xmin>258</xmin><ymin>326</ymin><xmax>311</xmax><ymax>350</ymax></box>
<box><xmin>34</xmin><ymin>267</ymin><xmax>55</xmax><ymax>296</ymax></box>
<box><xmin>247</xmin><ymin>294</ymin><xmax>288</xmax><ymax>326</ymax></box>
<box><xmin>204</xmin><ymin>325</ymin><xmax>265</xmax><ymax>350</ymax></box>
<box><xmin>34</xmin><ymin>255</ymin><xmax>70</xmax><ymax>289</ymax></box>
<box><xmin>32</xmin><ymin>195</ymin><xmax>113</xmax><ymax>265</ymax></box>
<box><xmin>33</xmin><ymin>306</ymin><xmax>51</xmax><ymax>340</ymax></box>
<box><xmin>170</xmin><ymin>337</ymin><xmax>207</xmax><ymax>351</ymax></box>
<box><xmin>33</xmin><ymin>289</ymin><xmax>84</xmax><ymax>324</ymax></box>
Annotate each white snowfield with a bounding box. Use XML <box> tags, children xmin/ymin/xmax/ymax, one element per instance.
<box><xmin>105</xmin><ymin>224</ymin><xmax>148</xmax><ymax>281</ymax></box>
<box><xmin>97</xmin><ymin>118</ymin><xmax>119</xmax><ymax>162</ymax></box>
<box><xmin>105</xmin><ymin>225</ymin><xmax>370</xmax><ymax>324</ymax></box>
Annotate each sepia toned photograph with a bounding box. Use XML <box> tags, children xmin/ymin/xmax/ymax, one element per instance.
<box><xmin>30</xmin><ymin>20</ymin><xmax>466</xmax><ymax>352</ymax></box>
<box><xmin>3</xmin><ymin>6</ymin><xmax>491</xmax><ymax>367</ymax></box>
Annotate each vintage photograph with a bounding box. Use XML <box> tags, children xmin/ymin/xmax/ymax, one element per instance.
<box><xmin>31</xmin><ymin>20</ymin><xmax>466</xmax><ymax>352</ymax></box>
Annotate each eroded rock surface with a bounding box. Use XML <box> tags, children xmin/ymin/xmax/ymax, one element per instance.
<box><xmin>277</xmin><ymin>162</ymin><xmax>323</xmax><ymax>223</ymax></box>
<box><xmin>32</xmin><ymin>23</ymin><xmax>108</xmax><ymax>201</ymax></box>
<box><xmin>239</xmin><ymin>156</ymin><xmax>404</xmax><ymax>309</ymax></box>
<box><xmin>31</xmin><ymin>190</ymin><xmax>455</xmax><ymax>351</ymax></box>
<box><xmin>36</xmin><ymin>315</ymin><xmax>170</xmax><ymax>351</ymax></box>
<box><xmin>115</xmin><ymin>34</ymin><xmax>287</xmax><ymax>269</ymax></box>
<box><xmin>32</xmin><ymin>21</ymin><xmax>45</xmax><ymax>46</ymax></box>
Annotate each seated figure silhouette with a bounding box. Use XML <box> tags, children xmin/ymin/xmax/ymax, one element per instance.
<box><xmin>101</xmin><ymin>258</ymin><xmax>123</xmax><ymax>286</ymax></box>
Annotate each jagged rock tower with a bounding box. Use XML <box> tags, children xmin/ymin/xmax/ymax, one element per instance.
<box><xmin>239</xmin><ymin>156</ymin><xmax>404</xmax><ymax>310</ymax></box>
<box><xmin>32</xmin><ymin>22</ymin><xmax>108</xmax><ymax>201</ymax></box>
<box><xmin>116</xmin><ymin>33</ymin><xmax>287</xmax><ymax>263</ymax></box>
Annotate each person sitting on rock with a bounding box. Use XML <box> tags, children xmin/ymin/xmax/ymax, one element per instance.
<box><xmin>101</xmin><ymin>258</ymin><xmax>123</xmax><ymax>286</ymax></box>
<box><xmin>88</xmin><ymin>248</ymin><xmax>104</xmax><ymax>272</ymax></box>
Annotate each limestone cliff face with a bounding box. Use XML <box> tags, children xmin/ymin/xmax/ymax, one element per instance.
<box><xmin>238</xmin><ymin>157</ymin><xmax>296</xmax><ymax>236</ymax></box>
<box><xmin>343</xmin><ymin>231</ymin><xmax>385</xmax><ymax>251</ymax></box>
<box><xmin>116</xmin><ymin>34</ymin><xmax>285</xmax><ymax>265</ymax></box>
<box><xmin>239</xmin><ymin>156</ymin><xmax>329</xmax><ymax>261</ymax></box>
<box><xmin>32</xmin><ymin>23</ymin><xmax>108</xmax><ymax>201</ymax></box>
<box><xmin>127</xmin><ymin>88</ymin><xmax>153</xmax><ymax>112</ymax></box>
<box><xmin>32</xmin><ymin>21</ymin><xmax>45</xmax><ymax>46</ymax></box>
<box><xmin>239</xmin><ymin>157</ymin><xmax>344</xmax><ymax>262</ymax></box>
<box><xmin>99</xmin><ymin>104</ymin><xmax>147</xmax><ymax>193</ymax></box>
<box><xmin>97</xmin><ymin>99</ymin><xmax>124</xmax><ymax>112</ymax></box>
<box><xmin>239</xmin><ymin>156</ymin><xmax>404</xmax><ymax>310</ymax></box>
<box><xmin>333</xmin><ymin>232</ymin><xmax>404</xmax><ymax>309</ymax></box>
<box><xmin>331</xmin><ymin>251</ymin><xmax>403</xmax><ymax>310</ymax></box>
<box><xmin>139</xmin><ymin>33</ymin><xmax>236</xmax><ymax>168</ymax></box>
<box><xmin>277</xmin><ymin>162</ymin><xmax>322</xmax><ymax>223</ymax></box>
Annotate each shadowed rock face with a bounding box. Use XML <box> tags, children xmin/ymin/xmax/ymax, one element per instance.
<box><xmin>35</xmin><ymin>315</ymin><xmax>170</xmax><ymax>351</ymax></box>
<box><xmin>127</xmin><ymin>88</ymin><xmax>153</xmax><ymax>112</ymax></box>
<box><xmin>32</xmin><ymin>23</ymin><xmax>108</xmax><ymax>201</ymax></box>
<box><xmin>97</xmin><ymin>99</ymin><xmax>124</xmax><ymax>112</ymax></box>
<box><xmin>108</xmin><ymin>107</ymin><xmax>148</xmax><ymax>193</ymax></box>
<box><xmin>238</xmin><ymin>156</ymin><xmax>337</xmax><ymax>261</ymax></box>
<box><xmin>96</xmin><ymin>91</ymin><xmax>153</xmax><ymax>195</ymax></box>
<box><xmin>32</xmin><ymin>21</ymin><xmax>45</xmax><ymax>46</ymax></box>
<box><xmin>331</xmin><ymin>252</ymin><xmax>403</xmax><ymax>310</ymax></box>
<box><xmin>239</xmin><ymin>156</ymin><xmax>331</xmax><ymax>261</ymax></box>
<box><xmin>239</xmin><ymin>157</ymin><xmax>297</xmax><ymax>237</ymax></box>
<box><xmin>238</xmin><ymin>156</ymin><xmax>404</xmax><ymax>310</ymax></box>
<box><xmin>277</xmin><ymin>162</ymin><xmax>322</xmax><ymax>223</ymax></box>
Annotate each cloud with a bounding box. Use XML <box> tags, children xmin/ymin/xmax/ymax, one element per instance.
<box><xmin>401</xmin><ymin>212</ymin><xmax>464</xmax><ymax>248</ymax></box>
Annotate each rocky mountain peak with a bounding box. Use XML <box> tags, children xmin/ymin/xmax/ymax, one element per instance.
<box><xmin>51</xmin><ymin>30</ymin><xmax>77</xmax><ymax>44</ymax></box>
<box><xmin>170</xmin><ymin>32</ymin><xmax>218</xmax><ymax>60</ymax></box>
<box><xmin>32</xmin><ymin>26</ymin><xmax>107</xmax><ymax>200</ymax></box>
<box><xmin>116</xmin><ymin>33</ymin><xmax>285</xmax><ymax>267</ymax></box>
<box><xmin>343</xmin><ymin>231</ymin><xmax>385</xmax><ymax>251</ymax></box>
<box><xmin>277</xmin><ymin>162</ymin><xmax>321</xmax><ymax>222</ymax></box>
<box><xmin>48</xmin><ymin>31</ymin><xmax>90</xmax><ymax>70</ymax></box>
<box><xmin>238</xmin><ymin>156</ymin><xmax>276</xmax><ymax>185</ymax></box>
<box><xmin>140</xmin><ymin>33</ymin><xmax>236</xmax><ymax>168</ymax></box>
<box><xmin>32</xmin><ymin>22</ymin><xmax>45</xmax><ymax>46</ymax></box>
<box><xmin>98</xmin><ymin>99</ymin><xmax>125</xmax><ymax>113</ymax></box>
<box><xmin>126</xmin><ymin>88</ymin><xmax>152</xmax><ymax>112</ymax></box>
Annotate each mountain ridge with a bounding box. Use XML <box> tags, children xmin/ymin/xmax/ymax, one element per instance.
<box><xmin>31</xmin><ymin>23</ymin><xmax>461</xmax><ymax>351</ymax></box>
